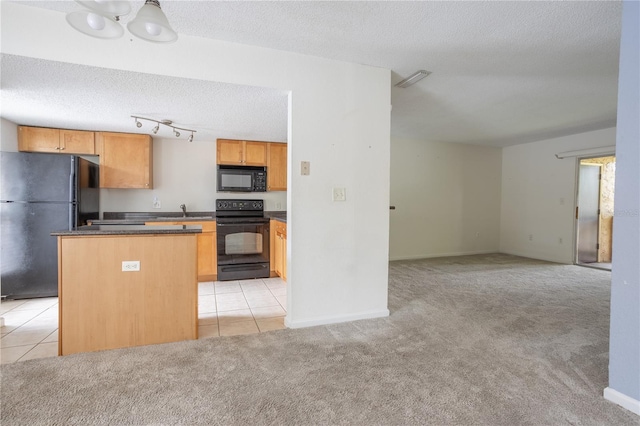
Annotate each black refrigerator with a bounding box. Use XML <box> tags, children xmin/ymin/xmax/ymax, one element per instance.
<box><xmin>1</xmin><ymin>152</ymin><xmax>99</xmax><ymax>299</ymax></box>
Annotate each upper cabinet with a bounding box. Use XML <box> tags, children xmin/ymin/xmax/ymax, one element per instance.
<box><xmin>18</xmin><ymin>126</ymin><xmax>95</xmax><ymax>155</ymax></box>
<box><xmin>267</xmin><ymin>143</ymin><xmax>287</xmax><ymax>191</ymax></box>
<box><xmin>216</xmin><ymin>139</ymin><xmax>267</xmax><ymax>166</ymax></box>
<box><xmin>96</xmin><ymin>132</ymin><xmax>153</xmax><ymax>189</ymax></box>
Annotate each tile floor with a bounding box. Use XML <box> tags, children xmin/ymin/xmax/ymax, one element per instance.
<box><xmin>1</xmin><ymin>277</ymin><xmax>287</xmax><ymax>364</ymax></box>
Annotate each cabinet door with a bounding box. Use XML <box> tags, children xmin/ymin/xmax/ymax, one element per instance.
<box><xmin>217</xmin><ymin>139</ymin><xmax>244</xmax><ymax>165</ymax></box>
<box><xmin>173</xmin><ymin>221</ymin><xmax>217</xmax><ymax>281</ymax></box>
<box><xmin>97</xmin><ymin>132</ymin><xmax>153</xmax><ymax>189</ymax></box>
<box><xmin>274</xmin><ymin>232</ymin><xmax>284</xmax><ymax>278</ymax></box>
<box><xmin>60</xmin><ymin>130</ymin><xmax>95</xmax><ymax>155</ymax></box>
<box><xmin>267</xmin><ymin>143</ymin><xmax>287</xmax><ymax>191</ymax></box>
<box><xmin>18</xmin><ymin>126</ymin><xmax>60</xmax><ymax>153</ymax></box>
<box><xmin>282</xmin><ymin>234</ymin><xmax>287</xmax><ymax>282</ymax></box>
<box><xmin>244</xmin><ymin>142</ymin><xmax>268</xmax><ymax>166</ymax></box>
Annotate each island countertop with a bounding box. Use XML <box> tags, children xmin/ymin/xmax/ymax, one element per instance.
<box><xmin>52</xmin><ymin>225</ymin><xmax>203</xmax><ymax>236</ymax></box>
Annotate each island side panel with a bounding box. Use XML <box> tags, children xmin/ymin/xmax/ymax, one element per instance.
<box><xmin>58</xmin><ymin>234</ymin><xmax>197</xmax><ymax>355</ymax></box>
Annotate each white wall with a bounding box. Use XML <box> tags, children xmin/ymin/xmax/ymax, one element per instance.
<box><xmin>390</xmin><ymin>137</ymin><xmax>502</xmax><ymax>260</ymax></box>
<box><xmin>500</xmin><ymin>127</ymin><xmax>617</xmax><ymax>263</ymax></box>
<box><xmin>606</xmin><ymin>0</ymin><xmax>640</xmax><ymax>412</ymax></box>
<box><xmin>0</xmin><ymin>118</ymin><xmax>18</xmax><ymax>152</ymax></box>
<box><xmin>100</xmin><ymin>137</ymin><xmax>287</xmax><ymax>214</ymax></box>
<box><xmin>1</xmin><ymin>3</ymin><xmax>391</xmax><ymax>328</ymax></box>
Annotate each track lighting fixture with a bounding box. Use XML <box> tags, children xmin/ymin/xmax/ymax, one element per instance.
<box><xmin>66</xmin><ymin>0</ymin><xmax>177</xmax><ymax>43</ymax></box>
<box><xmin>131</xmin><ymin>116</ymin><xmax>196</xmax><ymax>142</ymax></box>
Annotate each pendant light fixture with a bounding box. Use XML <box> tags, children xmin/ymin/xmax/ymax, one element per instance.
<box><xmin>66</xmin><ymin>0</ymin><xmax>178</xmax><ymax>43</ymax></box>
<box><xmin>66</xmin><ymin>1</ymin><xmax>131</xmax><ymax>39</ymax></box>
<box><xmin>127</xmin><ymin>0</ymin><xmax>177</xmax><ymax>44</ymax></box>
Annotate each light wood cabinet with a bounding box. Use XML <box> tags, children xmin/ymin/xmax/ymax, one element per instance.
<box><xmin>96</xmin><ymin>132</ymin><xmax>153</xmax><ymax>189</ymax></box>
<box><xmin>267</xmin><ymin>143</ymin><xmax>287</xmax><ymax>191</ymax></box>
<box><xmin>18</xmin><ymin>126</ymin><xmax>95</xmax><ymax>155</ymax></box>
<box><xmin>146</xmin><ymin>221</ymin><xmax>217</xmax><ymax>281</ymax></box>
<box><xmin>57</xmin><ymin>234</ymin><xmax>198</xmax><ymax>355</ymax></box>
<box><xmin>271</xmin><ymin>219</ymin><xmax>287</xmax><ymax>281</ymax></box>
<box><xmin>216</xmin><ymin>139</ymin><xmax>267</xmax><ymax>166</ymax></box>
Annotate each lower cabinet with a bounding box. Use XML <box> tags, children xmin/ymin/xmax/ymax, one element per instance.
<box><xmin>57</xmin><ymin>234</ymin><xmax>198</xmax><ymax>355</ymax></box>
<box><xmin>146</xmin><ymin>221</ymin><xmax>217</xmax><ymax>281</ymax></box>
<box><xmin>271</xmin><ymin>219</ymin><xmax>287</xmax><ymax>281</ymax></box>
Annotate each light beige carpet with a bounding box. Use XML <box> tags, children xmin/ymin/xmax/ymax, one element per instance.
<box><xmin>1</xmin><ymin>254</ymin><xmax>637</xmax><ymax>425</ymax></box>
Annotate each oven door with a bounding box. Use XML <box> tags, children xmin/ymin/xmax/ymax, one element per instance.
<box><xmin>216</xmin><ymin>219</ymin><xmax>270</xmax><ymax>280</ymax></box>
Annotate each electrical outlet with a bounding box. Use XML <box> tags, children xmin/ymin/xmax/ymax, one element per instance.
<box><xmin>528</xmin><ymin>234</ymin><xmax>533</xmax><ymax>241</ymax></box>
<box><xmin>276</xmin><ymin>202</ymin><xmax>282</xmax><ymax>210</ymax></box>
<box><xmin>332</xmin><ymin>187</ymin><xmax>346</xmax><ymax>202</ymax></box>
<box><xmin>153</xmin><ymin>197</ymin><xmax>161</xmax><ymax>209</ymax></box>
<box><xmin>559</xmin><ymin>237</ymin><xmax>563</xmax><ymax>244</ymax></box>
<box><xmin>122</xmin><ymin>261</ymin><xmax>140</xmax><ymax>272</ymax></box>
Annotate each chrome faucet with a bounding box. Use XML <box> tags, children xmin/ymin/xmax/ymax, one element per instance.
<box><xmin>179</xmin><ymin>204</ymin><xmax>187</xmax><ymax>217</ymax></box>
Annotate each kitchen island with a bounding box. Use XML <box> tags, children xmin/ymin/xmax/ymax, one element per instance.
<box><xmin>52</xmin><ymin>225</ymin><xmax>201</xmax><ymax>356</ymax></box>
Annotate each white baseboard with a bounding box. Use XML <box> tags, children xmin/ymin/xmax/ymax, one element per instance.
<box><xmin>284</xmin><ymin>309</ymin><xmax>389</xmax><ymax>329</ymax></box>
<box><xmin>389</xmin><ymin>249</ymin><xmax>496</xmax><ymax>262</ymax></box>
<box><xmin>604</xmin><ymin>387</ymin><xmax>640</xmax><ymax>415</ymax></box>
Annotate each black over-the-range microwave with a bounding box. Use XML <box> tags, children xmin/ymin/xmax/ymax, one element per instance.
<box><xmin>217</xmin><ymin>165</ymin><xmax>267</xmax><ymax>192</ymax></box>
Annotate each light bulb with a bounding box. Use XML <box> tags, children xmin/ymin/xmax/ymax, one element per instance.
<box><xmin>86</xmin><ymin>13</ymin><xmax>106</xmax><ymax>31</ymax></box>
<box><xmin>136</xmin><ymin>120</ymin><xmax>142</xmax><ymax>128</ymax></box>
<box><xmin>145</xmin><ymin>22</ymin><xmax>162</xmax><ymax>36</ymax></box>
<box><xmin>174</xmin><ymin>130</ymin><xmax>180</xmax><ymax>137</ymax></box>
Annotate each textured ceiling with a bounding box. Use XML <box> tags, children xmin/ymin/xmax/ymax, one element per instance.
<box><xmin>2</xmin><ymin>1</ymin><xmax>623</xmax><ymax>146</ymax></box>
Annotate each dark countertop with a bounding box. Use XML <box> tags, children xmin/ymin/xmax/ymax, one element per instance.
<box><xmin>52</xmin><ymin>225</ymin><xmax>203</xmax><ymax>236</ymax></box>
<box><xmin>92</xmin><ymin>211</ymin><xmax>288</xmax><ymax>225</ymax></box>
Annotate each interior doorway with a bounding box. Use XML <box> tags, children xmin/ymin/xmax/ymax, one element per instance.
<box><xmin>576</xmin><ymin>156</ymin><xmax>615</xmax><ymax>270</ymax></box>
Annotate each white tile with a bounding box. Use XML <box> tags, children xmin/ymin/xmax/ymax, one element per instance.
<box><xmin>217</xmin><ymin>309</ymin><xmax>254</xmax><ymax>325</ymax></box>
<box><xmin>239</xmin><ymin>281</ymin><xmax>269</xmax><ymax>292</ymax></box>
<box><xmin>198</xmin><ymin>294</ymin><xmax>217</xmax><ymax>314</ymax></box>
<box><xmin>0</xmin><ymin>310</ymin><xmax>47</xmax><ymax>329</ymax></box>
<box><xmin>19</xmin><ymin>342</ymin><xmax>58</xmax><ymax>362</ymax></box>
<box><xmin>198</xmin><ymin>324</ymin><xmax>220</xmax><ymax>339</ymax></box>
<box><xmin>250</xmin><ymin>305</ymin><xmax>286</xmax><ymax>319</ymax></box>
<box><xmin>216</xmin><ymin>293</ymin><xmax>249</xmax><ymax>312</ymax></box>
<box><xmin>256</xmin><ymin>317</ymin><xmax>286</xmax><ymax>332</ymax></box>
<box><xmin>269</xmin><ymin>287</ymin><xmax>287</xmax><ymax>297</ymax></box>
<box><xmin>263</xmin><ymin>278</ymin><xmax>286</xmax><ymax>290</ymax></box>
<box><xmin>0</xmin><ymin>300</ymin><xmax>27</xmax><ymax>314</ymax></box>
<box><xmin>198</xmin><ymin>312</ymin><xmax>218</xmax><ymax>326</ymax></box>
<box><xmin>1</xmin><ymin>344</ymin><xmax>34</xmax><ymax>364</ymax></box>
<box><xmin>214</xmin><ymin>281</ymin><xmax>242</xmax><ymax>294</ymax></box>
<box><xmin>275</xmin><ymin>295</ymin><xmax>287</xmax><ymax>309</ymax></box>
<box><xmin>246</xmin><ymin>295</ymin><xmax>279</xmax><ymax>309</ymax></box>
<box><xmin>219</xmin><ymin>320</ymin><xmax>259</xmax><ymax>337</ymax></box>
<box><xmin>42</xmin><ymin>329</ymin><xmax>59</xmax><ymax>343</ymax></box>
<box><xmin>198</xmin><ymin>282</ymin><xmax>216</xmax><ymax>296</ymax></box>
<box><xmin>12</xmin><ymin>297</ymin><xmax>58</xmax><ymax>311</ymax></box>
<box><xmin>1</xmin><ymin>327</ymin><xmax>57</xmax><ymax>348</ymax></box>
<box><xmin>243</xmin><ymin>289</ymin><xmax>275</xmax><ymax>300</ymax></box>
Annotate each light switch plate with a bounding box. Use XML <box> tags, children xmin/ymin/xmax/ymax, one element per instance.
<box><xmin>122</xmin><ymin>261</ymin><xmax>140</xmax><ymax>272</ymax></box>
<box><xmin>301</xmin><ymin>161</ymin><xmax>310</xmax><ymax>176</ymax></box>
<box><xmin>332</xmin><ymin>187</ymin><xmax>346</xmax><ymax>202</ymax></box>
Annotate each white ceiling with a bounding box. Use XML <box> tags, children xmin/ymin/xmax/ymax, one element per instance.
<box><xmin>1</xmin><ymin>1</ymin><xmax>623</xmax><ymax>147</ymax></box>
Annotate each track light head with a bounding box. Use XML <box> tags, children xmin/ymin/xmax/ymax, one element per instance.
<box><xmin>188</xmin><ymin>133</ymin><xmax>194</xmax><ymax>143</ymax></box>
<box><xmin>152</xmin><ymin>124</ymin><xmax>159</xmax><ymax>134</ymax></box>
<box><xmin>135</xmin><ymin>119</ymin><xmax>142</xmax><ymax>128</ymax></box>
